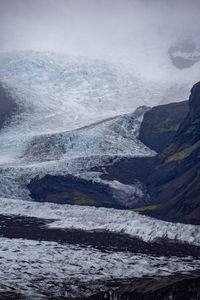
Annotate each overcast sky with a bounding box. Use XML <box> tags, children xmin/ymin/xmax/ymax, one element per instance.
<box><xmin>0</xmin><ymin>0</ymin><xmax>200</xmax><ymax>65</ymax></box>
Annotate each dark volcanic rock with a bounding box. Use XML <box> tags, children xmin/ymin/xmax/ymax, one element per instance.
<box><xmin>0</xmin><ymin>83</ymin><xmax>18</xmax><ymax>130</ymax></box>
<box><xmin>28</xmin><ymin>174</ymin><xmax>149</xmax><ymax>209</ymax></box>
<box><xmin>28</xmin><ymin>174</ymin><xmax>115</xmax><ymax>207</ymax></box>
<box><xmin>138</xmin><ymin>101</ymin><xmax>188</xmax><ymax>153</ymax></box>
<box><xmin>98</xmin><ymin>157</ymin><xmax>157</xmax><ymax>184</ymax></box>
<box><xmin>145</xmin><ymin>82</ymin><xmax>200</xmax><ymax>224</ymax></box>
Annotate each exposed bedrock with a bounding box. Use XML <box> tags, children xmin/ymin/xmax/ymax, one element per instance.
<box><xmin>138</xmin><ymin>100</ymin><xmax>189</xmax><ymax>152</ymax></box>
<box><xmin>28</xmin><ymin>174</ymin><xmax>150</xmax><ymax>209</ymax></box>
<box><xmin>141</xmin><ymin>82</ymin><xmax>200</xmax><ymax>225</ymax></box>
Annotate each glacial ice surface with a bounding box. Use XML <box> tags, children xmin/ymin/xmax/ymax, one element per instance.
<box><xmin>0</xmin><ymin>198</ymin><xmax>199</xmax><ymax>246</ymax></box>
<box><xmin>0</xmin><ymin>50</ymin><xmax>198</xmax><ymax>166</ymax></box>
<box><xmin>0</xmin><ymin>51</ymin><xmax>200</xmax><ymax>299</ymax></box>
<box><xmin>0</xmin><ymin>237</ymin><xmax>199</xmax><ymax>299</ymax></box>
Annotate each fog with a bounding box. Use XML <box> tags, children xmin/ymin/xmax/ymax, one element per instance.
<box><xmin>1</xmin><ymin>0</ymin><xmax>200</xmax><ymax>78</ymax></box>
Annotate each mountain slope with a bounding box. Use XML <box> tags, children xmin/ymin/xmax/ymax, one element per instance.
<box><xmin>146</xmin><ymin>82</ymin><xmax>200</xmax><ymax>224</ymax></box>
<box><xmin>138</xmin><ymin>100</ymin><xmax>189</xmax><ymax>152</ymax></box>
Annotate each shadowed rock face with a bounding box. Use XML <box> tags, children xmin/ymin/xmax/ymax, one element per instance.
<box><xmin>144</xmin><ymin>82</ymin><xmax>200</xmax><ymax>224</ymax></box>
<box><xmin>28</xmin><ymin>174</ymin><xmax>150</xmax><ymax>209</ymax></box>
<box><xmin>138</xmin><ymin>101</ymin><xmax>189</xmax><ymax>152</ymax></box>
<box><xmin>0</xmin><ymin>84</ymin><xmax>18</xmax><ymax>131</ymax></box>
<box><xmin>189</xmin><ymin>80</ymin><xmax>200</xmax><ymax>119</ymax></box>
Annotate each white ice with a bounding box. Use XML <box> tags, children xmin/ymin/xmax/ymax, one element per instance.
<box><xmin>0</xmin><ymin>237</ymin><xmax>199</xmax><ymax>299</ymax></box>
<box><xmin>0</xmin><ymin>198</ymin><xmax>199</xmax><ymax>246</ymax></box>
<box><xmin>0</xmin><ymin>50</ymin><xmax>198</xmax><ymax>165</ymax></box>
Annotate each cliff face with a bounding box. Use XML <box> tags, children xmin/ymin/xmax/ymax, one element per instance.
<box><xmin>145</xmin><ymin>82</ymin><xmax>200</xmax><ymax>224</ymax></box>
<box><xmin>139</xmin><ymin>101</ymin><xmax>188</xmax><ymax>152</ymax></box>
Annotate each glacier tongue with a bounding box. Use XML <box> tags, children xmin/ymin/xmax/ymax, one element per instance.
<box><xmin>0</xmin><ymin>51</ymin><xmax>157</xmax><ymax>201</ymax></box>
<box><xmin>0</xmin><ymin>107</ymin><xmax>155</xmax><ymax>201</ymax></box>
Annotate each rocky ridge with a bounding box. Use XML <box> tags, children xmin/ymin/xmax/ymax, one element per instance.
<box><xmin>145</xmin><ymin>82</ymin><xmax>200</xmax><ymax>224</ymax></box>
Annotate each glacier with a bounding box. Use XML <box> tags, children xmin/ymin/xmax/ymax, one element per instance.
<box><xmin>0</xmin><ymin>197</ymin><xmax>199</xmax><ymax>246</ymax></box>
<box><xmin>0</xmin><ymin>50</ymin><xmax>200</xmax><ymax>299</ymax></box>
<box><xmin>0</xmin><ymin>237</ymin><xmax>199</xmax><ymax>299</ymax></box>
<box><xmin>0</xmin><ymin>50</ymin><xmax>199</xmax><ymax>199</ymax></box>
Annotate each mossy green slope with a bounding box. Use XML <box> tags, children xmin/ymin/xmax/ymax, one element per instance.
<box><xmin>146</xmin><ymin>82</ymin><xmax>200</xmax><ymax>224</ymax></box>
<box><xmin>139</xmin><ymin>101</ymin><xmax>188</xmax><ymax>153</ymax></box>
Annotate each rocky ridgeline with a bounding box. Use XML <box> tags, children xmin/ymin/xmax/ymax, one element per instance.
<box><xmin>145</xmin><ymin>82</ymin><xmax>200</xmax><ymax>224</ymax></box>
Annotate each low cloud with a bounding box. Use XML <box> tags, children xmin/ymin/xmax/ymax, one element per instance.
<box><xmin>0</xmin><ymin>0</ymin><xmax>199</xmax><ymax>75</ymax></box>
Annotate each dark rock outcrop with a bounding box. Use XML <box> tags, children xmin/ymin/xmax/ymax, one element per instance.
<box><xmin>0</xmin><ymin>84</ymin><xmax>18</xmax><ymax>130</ymax></box>
<box><xmin>138</xmin><ymin>101</ymin><xmax>188</xmax><ymax>153</ymax></box>
<box><xmin>28</xmin><ymin>175</ymin><xmax>115</xmax><ymax>207</ymax></box>
<box><xmin>28</xmin><ymin>174</ymin><xmax>149</xmax><ymax>209</ymax></box>
<box><xmin>145</xmin><ymin>82</ymin><xmax>200</xmax><ymax>224</ymax></box>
